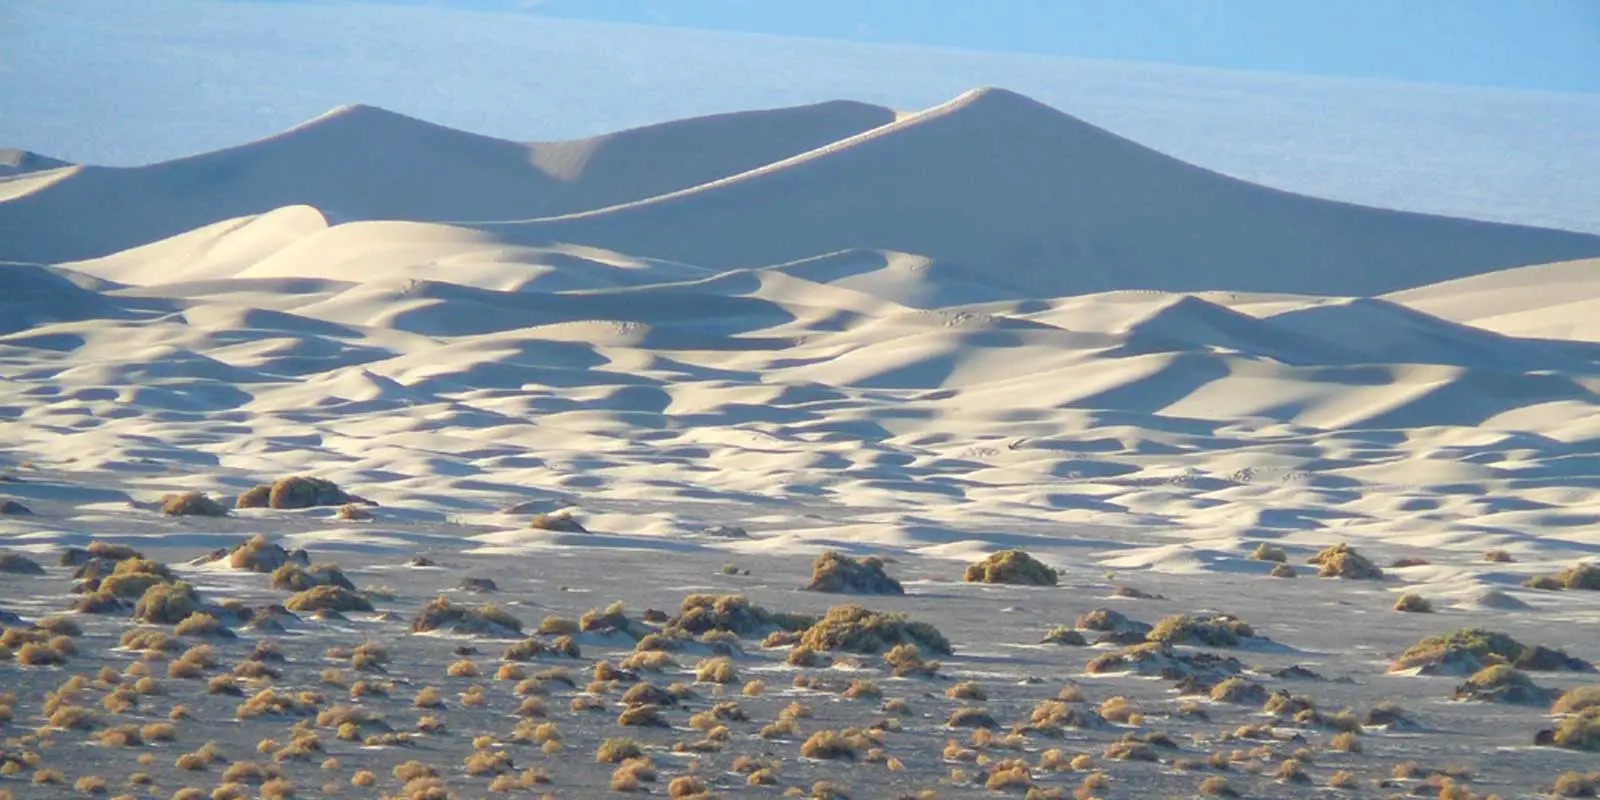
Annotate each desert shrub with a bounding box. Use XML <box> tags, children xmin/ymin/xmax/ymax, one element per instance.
<box><xmin>1554</xmin><ymin>686</ymin><xmax>1600</xmax><ymax>715</ymax></box>
<box><xmin>1362</xmin><ymin>701</ymin><xmax>1411</xmax><ymax>728</ymax></box>
<box><xmin>86</xmin><ymin>541</ymin><xmax>144</xmax><ymax>561</ymax></box>
<box><xmin>536</xmin><ymin>616</ymin><xmax>579</xmax><ymax>636</ymax></box>
<box><xmin>236</xmin><ymin>690</ymin><xmax>314</xmax><ymax>719</ymax></box>
<box><xmin>403</xmin><ymin>595</ymin><xmax>515</xmax><ymax>636</ymax></box>
<box><xmin>617</xmin><ymin>704</ymin><xmax>669</xmax><ymax>728</ymax></box>
<box><xmin>235</xmin><ymin>485</ymin><xmax>272</xmax><ymax>508</ymax></box>
<box><xmin>962</xmin><ymin>550</ymin><xmax>1058</xmax><ymax>586</ymax></box>
<box><xmin>1390</xmin><ymin>628</ymin><xmax>1590</xmax><ymax>674</ymax></box>
<box><xmin>238</xmin><ymin>476</ymin><xmax>362</xmax><ymax>510</ymax></box>
<box><xmin>1274</xmin><ymin>758</ymin><xmax>1309</xmax><ymax>783</ymax></box>
<box><xmin>17</xmin><ymin>641</ymin><xmax>67</xmax><ymax>666</ymax></box>
<box><xmin>223</xmin><ymin>535</ymin><xmax>300</xmax><ymax>573</ymax></box>
<box><xmin>668</xmin><ymin>593</ymin><xmax>810</xmax><ymax>639</ymax></box>
<box><xmin>946</xmin><ymin>681</ymin><xmax>986</xmax><ymax>701</ymax></box>
<box><xmin>1198</xmin><ymin>776</ymin><xmax>1237</xmax><ymax>797</ymax></box>
<box><xmin>464</xmin><ymin>748</ymin><xmax>514</xmax><ymax>777</ymax></box>
<box><xmin>161</xmin><ymin>493</ymin><xmax>229</xmax><ymax>518</ymax></box>
<box><xmin>335</xmin><ymin>504</ymin><xmax>372</xmax><ymax>521</ymax></box>
<box><xmin>1393</xmin><ymin>593</ymin><xmax>1433</xmax><ymax>613</ymax></box>
<box><xmin>1073</xmin><ymin>608</ymin><xmax>1149</xmax><ymax>635</ymax></box>
<box><xmin>947</xmin><ymin>708</ymin><xmax>999</xmax><ymax>729</ymax></box>
<box><xmin>1553</xmin><ymin>772</ymin><xmax>1600</xmax><ymax>797</ymax></box>
<box><xmin>694</xmin><ymin>656</ymin><xmax>738</xmax><ymax>684</ymax></box>
<box><xmin>1248</xmin><ymin>543</ymin><xmax>1287</xmax><ymax>562</ymax></box>
<box><xmin>1540</xmin><ymin>562</ymin><xmax>1600</xmax><ymax>591</ymax></box>
<box><xmin>283</xmin><ymin>587</ymin><xmax>372</xmax><ymax>613</ymax></box>
<box><xmin>800</xmin><ymin>730</ymin><xmax>870</xmax><ymax>760</ymax></box>
<box><xmin>1482</xmin><ymin>549</ymin><xmax>1515</xmax><ymax>563</ymax></box>
<box><xmin>1147</xmin><ymin>614</ymin><xmax>1255</xmax><ymax>647</ymax></box>
<box><xmin>268</xmin><ymin>563</ymin><xmax>353</xmax><ymax>592</ymax></box>
<box><xmin>1542</xmin><ymin>708</ymin><xmax>1600</xmax><ymax>751</ymax></box>
<box><xmin>0</xmin><ymin>552</ymin><xmax>45</xmax><ymax>574</ymax></box>
<box><xmin>132</xmin><ymin>582</ymin><xmax>201</xmax><ymax>624</ymax></box>
<box><xmin>882</xmin><ymin>643</ymin><xmax>939</xmax><ymax>677</ymax></box>
<box><xmin>1210</xmin><ymin>677</ymin><xmax>1268</xmax><ymax>704</ymax></box>
<box><xmin>1040</xmin><ymin>625</ymin><xmax>1086</xmax><ymax>645</ymax></box>
<box><xmin>175</xmin><ymin>612</ymin><xmax>229</xmax><ymax>638</ymax></box>
<box><xmin>1454</xmin><ymin>664</ymin><xmax>1555</xmax><ymax>704</ymax></box>
<box><xmin>595</xmin><ymin>738</ymin><xmax>643</xmax><ymax>763</ymax></box>
<box><xmin>798</xmin><ymin>604</ymin><xmax>950</xmax><ymax>655</ymax></box>
<box><xmin>803</xmin><ymin>552</ymin><xmax>904</xmax><ymax>594</ymax></box>
<box><xmin>1103</xmin><ymin>739</ymin><xmax>1158</xmax><ymax>762</ymax></box>
<box><xmin>1308</xmin><ymin>543</ymin><xmax>1383</xmax><ymax>579</ymax></box>
<box><xmin>1269</xmin><ymin>562</ymin><xmax>1297</xmax><ymax>578</ymax></box>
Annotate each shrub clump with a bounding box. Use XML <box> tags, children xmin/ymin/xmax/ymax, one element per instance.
<box><xmin>803</xmin><ymin>551</ymin><xmax>903</xmax><ymax>595</ymax></box>
<box><xmin>1539</xmin><ymin>709</ymin><xmax>1600</xmax><ymax>751</ymax></box>
<box><xmin>1389</xmin><ymin>628</ymin><xmax>1591</xmax><ymax>675</ymax></box>
<box><xmin>1453</xmin><ymin>664</ymin><xmax>1557</xmax><ymax>705</ymax></box>
<box><xmin>269</xmin><ymin>563</ymin><xmax>355</xmax><ymax>592</ymax></box>
<box><xmin>134</xmin><ymin>582</ymin><xmax>202</xmax><ymax>624</ymax></box>
<box><xmin>1247</xmin><ymin>543</ymin><xmax>1287</xmax><ymax>563</ymax></box>
<box><xmin>667</xmin><ymin>594</ymin><xmax>811</xmax><ymax>639</ymax></box>
<box><xmin>1146</xmin><ymin>614</ymin><xmax>1257</xmax><ymax>647</ymax></box>
<box><xmin>283</xmin><ymin>587</ymin><xmax>373</xmax><ymax>614</ymax></box>
<box><xmin>237</xmin><ymin>476</ymin><xmax>366</xmax><ymax>510</ymax></box>
<box><xmin>218</xmin><ymin>535</ymin><xmax>304</xmax><ymax>573</ymax></box>
<box><xmin>962</xmin><ymin>550</ymin><xmax>1058</xmax><ymax>586</ymax></box>
<box><xmin>1393</xmin><ymin>593</ymin><xmax>1433</xmax><ymax>613</ymax></box>
<box><xmin>1308</xmin><ymin>543</ymin><xmax>1383</xmax><ymax>580</ymax></box>
<box><xmin>797</xmin><ymin>604</ymin><xmax>951</xmax><ymax>655</ymax></box>
<box><xmin>1553</xmin><ymin>686</ymin><xmax>1600</xmax><ymax>716</ymax></box>
<box><xmin>409</xmin><ymin>596</ymin><xmax>521</xmax><ymax>637</ymax></box>
<box><xmin>1529</xmin><ymin>562</ymin><xmax>1600</xmax><ymax>591</ymax></box>
<box><xmin>799</xmin><ymin>730</ymin><xmax>871</xmax><ymax>760</ymax></box>
<box><xmin>160</xmin><ymin>492</ymin><xmax>230</xmax><ymax>517</ymax></box>
<box><xmin>1041</xmin><ymin>626</ymin><xmax>1086</xmax><ymax>646</ymax></box>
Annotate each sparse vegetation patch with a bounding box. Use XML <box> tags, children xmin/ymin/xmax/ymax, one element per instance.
<box><xmin>962</xmin><ymin>550</ymin><xmax>1058</xmax><ymax>586</ymax></box>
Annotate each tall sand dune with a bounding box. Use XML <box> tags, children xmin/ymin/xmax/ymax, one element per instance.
<box><xmin>0</xmin><ymin>100</ymin><xmax>894</xmax><ymax>264</ymax></box>
<box><xmin>492</xmin><ymin>87</ymin><xmax>1600</xmax><ymax>297</ymax></box>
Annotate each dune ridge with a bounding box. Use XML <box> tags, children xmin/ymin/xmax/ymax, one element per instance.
<box><xmin>0</xmin><ymin>99</ymin><xmax>896</xmax><ymax>264</ymax></box>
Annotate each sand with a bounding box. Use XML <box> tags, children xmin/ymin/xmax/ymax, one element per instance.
<box><xmin>2</xmin><ymin>88</ymin><xmax>1599</xmax><ymax>798</ymax></box>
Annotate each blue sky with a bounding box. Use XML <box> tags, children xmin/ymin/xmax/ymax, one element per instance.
<box><xmin>373</xmin><ymin>0</ymin><xmax>1600</xmax><ymax>94</ymax></box>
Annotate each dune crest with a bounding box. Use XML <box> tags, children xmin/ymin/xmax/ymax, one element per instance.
<box><xmin>0</xmin><ymin>99</ymin><xmax>895</xmax><ymax>264</ymax></box>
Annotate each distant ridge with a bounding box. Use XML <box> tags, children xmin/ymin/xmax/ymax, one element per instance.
<box><xmin>490</xmin><ymin>87</ymin><xmax>1600</xmax><ymax>297</ymax></box>
<box><xmin>0</xmin><ymin>148</ymin><xmax>70</xmax><ymax>177</ymax></box>
<box><xmin>0</xmin><ymin>100</ymin><xmax>895</xmax><ymax>264</ymax></box>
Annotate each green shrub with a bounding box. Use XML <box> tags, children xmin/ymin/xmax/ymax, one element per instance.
<box><xmin>962</xmin><ymin>550</ymin><xmax>1058</xmax><ymax>586</ymax></box>
<box><xmin>161</xmin><ymin>493</ymin><xmax>230</xmax><ymax>517</ymax></box>
<box><xmin>797</xmin><ymin>604</ymin><xmax>951</xmax><ymax>655</ymax></box>
<box><xmin>803</xmin><ymin>552</ymin><xmax>904</xmax><ymax>594</ymax></box>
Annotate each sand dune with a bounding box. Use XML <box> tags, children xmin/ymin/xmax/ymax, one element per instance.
<box><xmin>6</xmin><ymin>85</ymin><xmax>1600</xmax><ymax>797</ymax></box>
<box><xmin>491</xmin><ymin>88</ymin><xmax>1600</xmax><ymax>297</ymax></box>
<box><xmin>4</xmin><ymin>84</ymin><xmax>1600</xmax><ymax>610</ymax></box>
<box><xmin>1386</xmin><ymin>257</ymin><xmax>1600</xmax><ymax>343</ymax></box>
<box><xmin>0</xmin><ymin>148</ymin><xmax>69</xmax><ymax>177</ymax></box>
<box><xmin>0</xmin><ymin>100</ymin><xmax>895</xmax><ymax>264</ymax></box>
